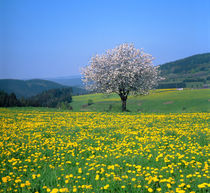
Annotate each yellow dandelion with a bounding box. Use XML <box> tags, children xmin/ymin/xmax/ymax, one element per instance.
<box><xmin>2</xmin><ymin>177</ymin><xmax>7</xmax><ymax>183</ymax></box>
<box><xmin>95</xmin><ymin>174</ymin><xmax>99</xmax><ymax>180</ymax></box>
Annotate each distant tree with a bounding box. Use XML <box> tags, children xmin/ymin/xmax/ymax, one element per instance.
<box><xmin>0</xmin><ymin>91</ymin><xmax>8</xmax><ymax>107</ymax></box>
<box><xmin>82</xmin><ymin>43</ymin><xmax>161</xmax><ymax>111</ymax></box>
<box><xmin>8</xmin><ymin>93</ymin><xmax>19</xmax><ymax>106</ymax></box>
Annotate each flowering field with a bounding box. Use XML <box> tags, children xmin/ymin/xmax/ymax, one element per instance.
<box><xmin>0</xmin><ymin>108</ymin><xmax>209</xmax><ymax>193</ymax></box>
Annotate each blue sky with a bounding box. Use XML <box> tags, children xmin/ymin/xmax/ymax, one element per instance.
<box><xmin>0</xmin><ymin>0</ymin><xmax>209</xmax><ymax>79</ymax></box>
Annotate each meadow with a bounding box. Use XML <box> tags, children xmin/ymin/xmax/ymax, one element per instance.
<box><xmin>0</xmin><ymin>108</ymin><xmax>209</xmax><ymax>193</ymax></box>
<box><xmin>70</xmin><ymin>89</ymin><xmax>210</xmax><ymax>113</ymax></box>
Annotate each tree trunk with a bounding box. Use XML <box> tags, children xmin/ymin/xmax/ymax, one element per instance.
<box><xmin>121</xmin><ymin>98</ymin><xmax>127</xmax><ymax>112</ymax></box>
<box><xmin>119</xmin><ymin>89</ymin><xmax>129</xmax><ymax>112</ymax></box>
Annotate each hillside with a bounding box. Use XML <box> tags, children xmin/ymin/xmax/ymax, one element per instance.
<box><xmin>0</xmin><ymin>79</ymin><xmax>65</xmax><ymax>98</ymax></box>
<box><xmin>159</xmin><ymin>53</ymin><xmax>210</xmax><ymax>88</ymax></box>
<box><xmin>69</xmin><ymin>89</ymin><xmax>210</xmax><ymax>113</ymax></box>
<box><xmin>0</xmin><ymin>79</ymin><xmax>87</xmax><ymax>98</ymax></box>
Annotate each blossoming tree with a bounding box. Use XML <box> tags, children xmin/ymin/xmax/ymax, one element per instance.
<box><xmin>82</xmin><ymin>43</ymin><xmax>161</xmax><ymax>111</ymax></box>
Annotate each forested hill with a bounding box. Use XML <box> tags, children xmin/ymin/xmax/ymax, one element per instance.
<box><xmin>0</xmin><ymin>79</ymin><xmax>64</xmax><ymax>98</ymax></box>
<box><xmin>158</xmin><ymin>53</ymin><xmax>210</xmax><ymax>88</ymax></box>
<box><xmin>159</xmin><ymin>53</ymin><xmax>210</xmax><ymax>74</ymax></box>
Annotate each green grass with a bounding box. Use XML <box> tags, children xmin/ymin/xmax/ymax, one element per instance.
<box><xmin>70</xmin><ymin>89</ymin><xmax>210</xmax><ymax>113</ymax></box>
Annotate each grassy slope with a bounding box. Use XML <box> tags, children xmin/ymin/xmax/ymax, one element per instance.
<box><xmin>70</xmin><ymin>89</ymin><xmax>210</xmax><ymax>113</ymax></box>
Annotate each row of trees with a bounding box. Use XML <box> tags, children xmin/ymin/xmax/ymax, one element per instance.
<box><xmin>0</xmin><ymin>88</ymin><xmax>73</xmax><ymax>109</ymax></box>
<box><xmin>158</xmin><ymin>82</ymin><xmax>186</xmax><ymax>89</ymax></box>
<box><xmin>158</xmin><ymin>77</ymin><xmax>208</xmax><ymax>89</ymax></box>
<box><xmin>25</xmin><ymin>87</ymin><xmax>72</xmax><ymax>108</ymax></box>
<box><xmin>183</xmin><ymin>78</ymin><xmax>207</xmax><ymax>83</ymax></box>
